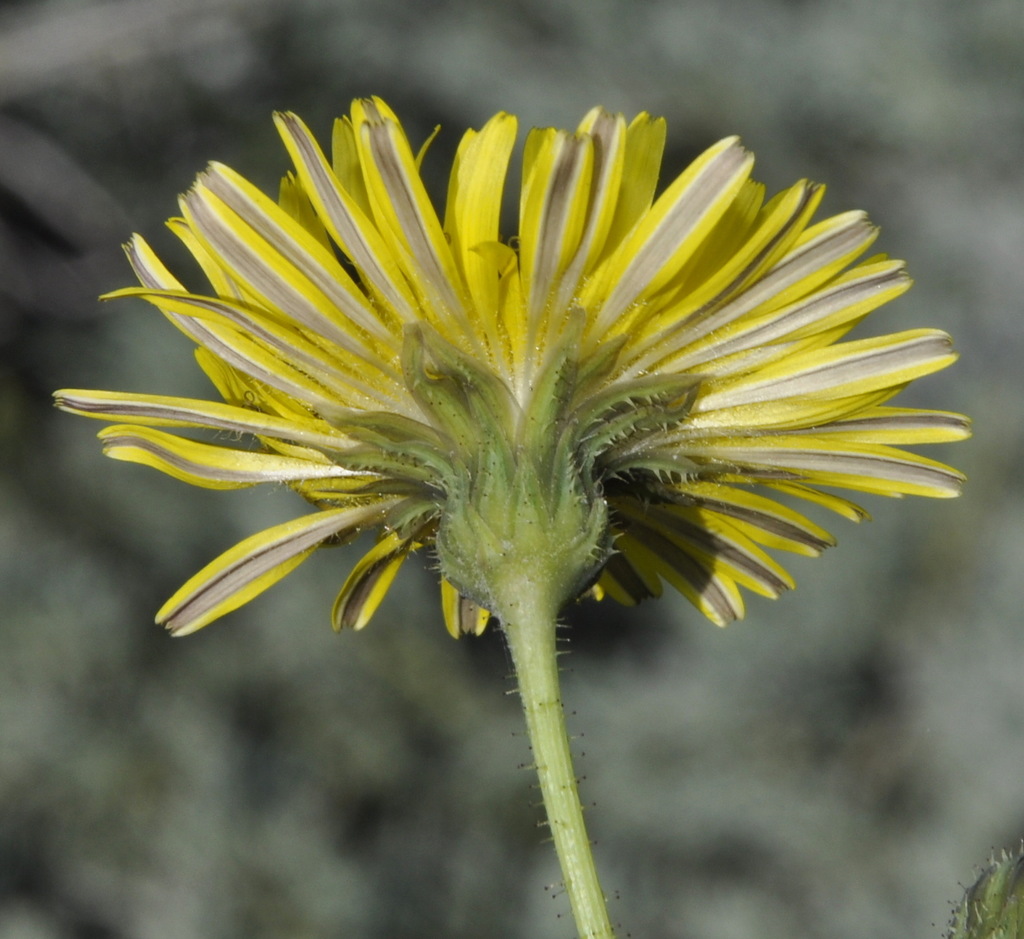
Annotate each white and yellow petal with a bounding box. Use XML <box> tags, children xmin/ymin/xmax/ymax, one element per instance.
<box><xmin>352</xmin><ymin>97</ymin><xmax>473</xmax><ymax>344</ymax></box>
<box><xmin>275</xmin><ymin>110</ymin><xmax>421</xmax><ymax>326</ymax></box>
<box><xmin>440</xmin><ymin>579</ymin><xmax>491</xmax><ymax>638</ymax></box>
<box><xmin>96</xmin><ymin>424</ymin><xmax>369</xmax><ymax>489</ymax></box>
<box><xmin>694</xmin><ymin>328</ymin><xmax>957</xmax><ymax>411</ymax></box>
<box><xmin>586</xmin><ymin>136</ymin><xmax>754</xmax><ymax>334</ymax></box>
<box><xmin>332</xmin><ymin>530</ymin><xmax>416</xmax><ymax>631</ymax></box>
<box><xmin>54</xmin><ymin>388</ymin><xmax>350</xmax><ymax>449</ymax></box>
<box><xmin>158</xmin><ymin>501</ymin><xmax>400</xmax><ymax>635</ymax></box>
<box><xmin>696</xmin><ymin>436</ymin><xmax>965</xmax><ymax>498</ymax></box>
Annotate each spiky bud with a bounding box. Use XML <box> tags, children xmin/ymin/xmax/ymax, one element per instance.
<box><xmin>948</xmin><ymin>846</ymin><xmax>1024</xmax><ymax>939</ymax></box>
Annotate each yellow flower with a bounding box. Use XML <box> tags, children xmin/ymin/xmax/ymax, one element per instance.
<box><xmin>55</xmin><ymin>97</ymin><xmax>968</xmax><ymax>637</ymax></box>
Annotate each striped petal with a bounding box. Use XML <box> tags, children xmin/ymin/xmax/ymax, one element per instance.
<box><xmin>189</xmin><ymin>163</ymin><xmax>394</xmax><ymax>347</ymax></box>
<box><xmin>54</xmin><ymin>389</ymin><xmax>349</xmax><ymax>449</ymax></box>
<box><xmin>793</xmin><ymin>406</ymin><xmax>971</xmax><ymax>444</ymax></box>
<box><xmin>114</xmin><ymin>288</ymin><xmax>405</xmax><ymax>408</ymax></box>
<box><xmin>638</xmin><ymin>253</ymin><xmax>909</xmax><ymax>379</ymax></box>
<box><xmin>441</xmin><ymin>579</ymin><xmax>492</xmax><ymax>638</ymax></box>
<box><xmin>352</xmin><ymin>98</ymin><xmax>474</xmax><ymax>345</ymax></box>
<box><xmin>594</xmin><ymin>546</ymin><xmax>664</xmax><ymax>606</ymax></box>
<box><xmin>615</xmin><ymin>529</ymin><xmax>746</xmax><ymax>626</ymax></box>
<box><xmin>643</xmin><ymin>210</ymin><xmax>880</xmax><ymax>374</ymax></box>
<box><xmin>663</xmin><ymin>481</ymin><xmax>836</xmax><ymax>556</ymax></box>
<box><xmin>275</xmin><ymin>110</ymin><xmax>420</xmax><ymax>325</ymax></box>
<box><xmin>554</xmin><ymin>108</ymin><xmax>627</xmax><ymax>305</ymax></box>
<box><xmin>159</xmin><ymin>501</ymin><xmax>399</xmax><ymax>635</ymax></box>
<box><xmin>519</xmin><ymin>127</ymin><xmax>595</xmax><ymax>324</ymax></box>
<box><xmin>587</xmin><ymin>137</ymin><xmax>754</xmax><ymax>333</ymax></box>
<box><xmin>332</xmin><ymin>531</ymin><xmax>415</xmax><ymax>631</ymax></box>
<box><xmin>695</xmin><ymin>329</ymin><xmax>957</xmax><ymax>411</ymax></box>
<box><xmin>617</xmin><ymin>499</ymin><xmax>795</xmax><ymax>600</ymax></box>
<box><xmin>97</xmin><ymin>425</ymin><xmax>367</xmax><ymax>489</ymax></box>
<box><xmin>697</xmin><ymin>437</ymin><xmax>965</xmax><ymax>498</ymax></box>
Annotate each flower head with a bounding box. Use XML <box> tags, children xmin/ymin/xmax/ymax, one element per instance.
<box><xmin>56</xmin><ymin>97</ymin><xmax>968</xmax><ymax>636</ymax></box>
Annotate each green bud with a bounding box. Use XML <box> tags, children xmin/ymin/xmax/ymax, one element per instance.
<box><xmin>948</xmin><ymin>846</ymin><xmax>1024</xmax><ymax>939</ymax></box>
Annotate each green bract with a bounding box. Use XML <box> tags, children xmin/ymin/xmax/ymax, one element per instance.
<box><xmin>950</xmin><ymin>849</ymin><xmax>1024</xmax><ymax>939</ymax></box>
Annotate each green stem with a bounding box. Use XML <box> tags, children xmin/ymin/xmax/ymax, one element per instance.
<box><xmin>501</xmin><ymin>590</ymin><xmax>616</xmax><ymax>939</ymax></box>
<box><xmin>431</xmin><ymin>397</ymin><xmax>615</xmax><ymax>935</ymax></box>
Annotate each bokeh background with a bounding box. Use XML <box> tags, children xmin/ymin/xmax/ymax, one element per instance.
<box><xmin>1</xmin><ymin>0</ymin><xmax>1020</xmax><ymax>936</ymax></box>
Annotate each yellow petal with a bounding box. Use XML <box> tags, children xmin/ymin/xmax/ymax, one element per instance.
<box><xmin>587</xmin><ymin>136</ymin><xmax>754</xmax><ymax>333</ymax></box>
<box><xmin>159</xmin><ymin>502</ymin><xmax>398</xmax><ymax>635</ymax></box>
<box><xmin>54</xmin><ymin>388</ymin><xmax>349</xmax><ymax>449</ymax></box>
<box><xmin>185</xmin><ymin>164</ymin><xmax>392</xmax><ymax>348</ymax></box>
<box><xmin>332</xmin><ymin>115</ymin><xmax>372</xmax><ymax>216</ymax></box>
<box><xmin>352</xmin><ymin>97</ymin><xmax>472</xmax><ymax>342</ymax></box>
<box><xmin>616</xmin><ymin>530</ymin><xmax>745</xmax><ymax>626</ymax></box>
<box><xmin>519</xmin><ymin>127</ymin><xmax>595</xmax><ymax>324</ymax></box>
<box><xmin>699</xmin><ymin>436</ymin><xmax>966</xmax><ymax>498</ymax></box>
<box><xmin>97</xmin><ymin>424</ymin><xmax>365</xmax><ymax>489</ymax></box>
<box><xmin>443</xmin><ymin>113</ymin><xmax>518</xmax><ymax>342</ymax></box>
<box><xmin>696</xmin><ymin>329</ymin><xmax>957</xmax><ymax>411</ymax></box>
<box><xmin>599</xmin><ymin>111</ymin><xmax>666</xmax><ymax>259</ymax></box>
<box><xmin>440</xmin><ymin>579</ymin><xmax>491</xmax><ymax>637</ymax></box>
<box><xmin>275</xmin><ymin>110</ymin><xmax>419</xmax><ymax>326</ymax></box>
<box><xmin>277</xmin><ymin>171</ymin><xmax>333</xmax><ymax>253</ymax></box>
<box><xmin>332</xmin><ymin>531</ymin><xmax>412</xmax><ymax>631</ymax></box>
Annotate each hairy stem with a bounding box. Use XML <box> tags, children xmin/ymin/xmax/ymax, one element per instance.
<box><xmin>501</xmin><ymin>591</ymin><xmax>616</xmax><ymax>939</ymax></box>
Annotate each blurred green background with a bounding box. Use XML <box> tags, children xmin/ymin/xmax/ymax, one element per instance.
<box><xmin>0</xmin><ymin>0</ymin><xmax>1018</xmax><ymax>936</ymax></box>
